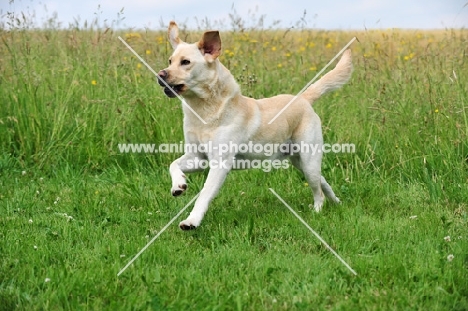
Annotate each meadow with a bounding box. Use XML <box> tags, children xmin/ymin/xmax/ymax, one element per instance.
<box><xmin>0</xmin><ymin>13</ymin><xmax>467</xmax><ymax>310</ymax></box>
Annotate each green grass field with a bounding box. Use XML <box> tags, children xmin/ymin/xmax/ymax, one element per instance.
<box><xmin>1</xmin><ymin>12</ymin><xmax>468</xmax><ymax>310</ymax></box>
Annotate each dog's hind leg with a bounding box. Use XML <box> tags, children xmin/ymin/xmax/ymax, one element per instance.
<box><xmin>320</xmin><ymin>176</ymin><xmax>340</xmax><ymax>203</ymax></box>
<box><xmin>291</xmin><ymin>156</ymin><xmax>341</xmax><ymax>210</ymax></box>
<box><xmin>290</xmin><ymin>154</ymin><xmax>325</xmax><ymax>212</ymax></box>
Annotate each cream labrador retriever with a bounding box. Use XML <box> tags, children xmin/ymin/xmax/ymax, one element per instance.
<box><xmin>157</xmin><ymin>21</ymin><xmax>353</xmax><ymax>230</ymax></box>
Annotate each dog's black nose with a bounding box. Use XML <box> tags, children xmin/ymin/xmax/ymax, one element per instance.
<box><xmin>158</xmin><ymin>70</ymin><xmax>167</xmax><ymax>78</ymax></box>
<box><xmin>157</xmin><ymin>70</ymin><xmax>167</xmax><ymax>86</ymax></box>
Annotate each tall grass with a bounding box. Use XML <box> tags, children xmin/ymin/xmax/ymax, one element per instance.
<box><xmin>1</xmin><ymin>25</ymin><xmax>467</xmax><ymax>188</ymax></box>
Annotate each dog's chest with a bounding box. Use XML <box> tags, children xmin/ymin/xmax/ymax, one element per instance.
<box><xmin>185</xmin><ymin>128</ymin><xmax>214</xmax><ymax>145</ymax></box>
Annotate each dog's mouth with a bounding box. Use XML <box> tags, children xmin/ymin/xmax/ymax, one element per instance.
<box><xmin>157</xmin><ymin>70</ymin><xmax>186</xmax><ymax>98</ymax></box>
<box><xmin>158</xmin><ymin>79</ymin><xmax>185</xmax><ymax>98</ymax></box>
<box><xmin>164</xmin><ymin>84</ymin><xmax>185</xmax><ymax>98</ymax></box>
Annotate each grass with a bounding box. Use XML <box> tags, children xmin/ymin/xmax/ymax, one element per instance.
<box><xmin>1</xmin><ymin>11</ymin><xmax>468</xmax><ymax>310</ymax></box>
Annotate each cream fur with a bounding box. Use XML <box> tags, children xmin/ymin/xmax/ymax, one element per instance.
<box><xmin>159</xmin><ymin>22</ymin><xmax>353</xmax><ymax>229</ymax></box>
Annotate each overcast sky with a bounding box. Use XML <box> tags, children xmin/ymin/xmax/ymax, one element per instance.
<box><xmin>1</xmin><ymin>0</ymin><xmax>467</xmax><ymax>30</ymax></box>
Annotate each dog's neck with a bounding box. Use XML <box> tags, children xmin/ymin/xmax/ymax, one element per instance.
<box><xmin>182</xmin><ymin>60</ymin><xmax>243</xmax><ymax>124</ymax></box>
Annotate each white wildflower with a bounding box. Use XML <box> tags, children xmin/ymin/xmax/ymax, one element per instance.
<box><xmin>44</xmin><ymin>278</ymin><xmax>51</xmax><ymax>283</ymax></box>
<box><xmin>444</xmin><ymin>236</ymin><xmax>451</xmax><ymax>242</ymax></box>
<box><xmin>447</xmin><ymin>254</ymin><xmax>454</xmax><ymax>262</ymax></box>
<box><xmin>28</xmin><ymin>219</ymin><xmax>33</xmax><ymax>224</ymax></box>
<box><xmin>409</xmin><ymin>215</ymin><xmax>417</xmax><ymax>219</ymax></box>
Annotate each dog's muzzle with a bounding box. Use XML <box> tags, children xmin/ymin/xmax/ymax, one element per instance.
<box><xmin>157</xmin><ymin>70</ymin><xmax>184</xmax><ymax>98</ymax></box>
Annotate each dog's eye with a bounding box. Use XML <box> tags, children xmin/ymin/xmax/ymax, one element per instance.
<box><xmin>181</xmin><ymin>59</ymin><xmax>190</xmax><ymax>66</ymax></box>
<box><xmin>168</xmin><ymin>59</ymin><xmax>172</xmax><ymax>65</ymax></box>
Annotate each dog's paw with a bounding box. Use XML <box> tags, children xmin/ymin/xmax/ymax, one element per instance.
<box><xmin>171</xmin><ymin>183</ymin><xmax>187</xmax><ymax>196</ymax></box>
<box><xmin>179</xmin><ymin>223</ymin><xmax>197</xmax><ymax>230</ymax></box>
<box><xmin>179</xmin><ymin>217</ymin><xmax>200</xmax><ymax>230</ymax></box>
<box><xmin>313</xmin><ymin>203</ymin><xmax>323</xmax><ymax>213</ymax></box>
<box><xmin>308</xmin><ymin>203</ymin><xmax>323</xmax><ymax>212</ymax></box>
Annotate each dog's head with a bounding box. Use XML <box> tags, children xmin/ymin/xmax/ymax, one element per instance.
<box><xmin>158</xmin><ymin>21</ymin><xmax>221</xmax><ymax>98</ymax></box>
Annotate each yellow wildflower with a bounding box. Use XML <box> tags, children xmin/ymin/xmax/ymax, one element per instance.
<box><xmin>224</xmin><ymin>49</ymin><xmax>234</xmax><ymax>57</ymax></box>
<box><xmin>404</xmin><ymin>53</ymin><xmax>415</xmax><ymax>61</ymax></box>
<box><xmin>91</xmin><ymin>80</ymin><xmax>97</xmax><ymax>85</ymax></box>
<box><xmin>125</xmin><ymin>33</ymin><xmax>141</xmax><ymax>40</ymax></box>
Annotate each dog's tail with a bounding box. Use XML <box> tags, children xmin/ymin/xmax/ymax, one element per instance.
<box><xmin>301</xmin><ymin>49</ymin><xmax>353</xmax><ymax>104</ymax></box>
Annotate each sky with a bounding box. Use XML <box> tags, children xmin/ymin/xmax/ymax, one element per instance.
<box><xmin>1</xmin><ymin>0</ymin><xmax>467</xmax><ymax>30</ymax></box>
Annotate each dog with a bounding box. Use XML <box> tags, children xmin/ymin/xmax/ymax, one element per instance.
<box><xmin>157</xmin><ymin>21</ymin><xmax>353</xmax><ymax>230</ymax></box>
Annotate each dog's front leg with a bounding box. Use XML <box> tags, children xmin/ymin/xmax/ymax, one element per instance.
<box><xmin>179</xmin><ymin>157</ymin><xmax>233</xmax><ymax>230</ymax></box>
<box><xmin>170</xmin><ymin>153</ymin><xmax>204</xmax><ymax>196</ymax></box>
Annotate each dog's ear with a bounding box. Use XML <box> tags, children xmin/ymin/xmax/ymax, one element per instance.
<box><xmin>198</xmin><ymin>31</ymin><xmax>221</xmax><ymax>62</ymax></box>
<box><xmin>168</xmin><ymin>21</ymin><xmax>181</xmax><ymax>49</ymax></box>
